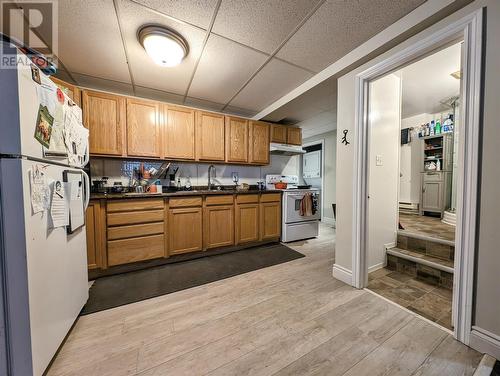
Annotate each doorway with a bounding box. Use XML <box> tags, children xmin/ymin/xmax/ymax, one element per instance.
<box><xmin>351</xmin><ymin>10</ymin><xmax>482</xmax><ymax>344</ymax></box>
<box><xmin>366</xmin><ymin>42</ymin><xmax>462</xmax><ymax>331</ymax></box>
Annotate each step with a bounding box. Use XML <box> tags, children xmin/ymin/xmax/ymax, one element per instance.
<box><xmin>397</xmin><ymin>230</ymin><xmax>455</xmax><ymax>263</ymax></box>
<box><xmin>387</xmin><ymin>247</ymin><xmax>454</xmax><ymax>274</ymax></box>
<box><xmin>386</xmin><ymin>247</ymin><xmax>454</xmax><ymax>290</ymax></box>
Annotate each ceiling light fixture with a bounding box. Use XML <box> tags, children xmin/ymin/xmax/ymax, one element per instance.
<box><xmin>138</xmin><ymin>26</ymin><xmax>189</xmax><ymax>67</ymax></box>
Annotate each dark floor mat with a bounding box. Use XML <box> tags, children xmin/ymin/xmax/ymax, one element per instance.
<box><xmin>81</xmin><ymin>244</ymin><xmax>304</xmax><ymax>315</ymax></box>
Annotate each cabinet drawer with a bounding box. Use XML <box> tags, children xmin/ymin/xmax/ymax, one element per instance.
<box><xmin>108</xmin><ymin>234</ymin><xmax>164</xmax><ymax>266</ymax></box>
<box><xmin>260</xmin><ymin>193</ymin><xmax>281</xmax><ymax>203</ymax></box>
<box><xmin>107</xmin><ymin>199</ymin><xmax>164</xmax><ymax>213</ymax></box>
<box><xmin>205</xmin><ymin>195</ymin><xmax>234</xmax><ymax>206</ymax></box>
<box><xmin>423</xmin><ymin>172</ymin><xmax>443</xmax><ymax>182</ymax></box>
<box><xmin>108</xmin><ymin>222</ymin><xmax>164</xmax><ymax>240</ymax></box>
<box><xmin>107</xmin><ymin>210</ymin><xmax>164</xmax><ymax>226</ymax></box>
<box><xmin>169</xmin><ymin>196</ymin><xmax>202</xmax><ymax>208</ymax></box>
<box><xmin>236</xmin><ymin>194</ymin><xmax>259</xmax><ymax>204</ymax></box>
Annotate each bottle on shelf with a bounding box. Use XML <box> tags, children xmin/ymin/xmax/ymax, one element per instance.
<box><xmin>436</xmin><ymin>159</ymin><xmax>441</xmax><ymax>171</ymax></box>
<box><xmin>429</xmin><ymin>120</ymin><xmax>435</xmax><ymax>136</ymax></box>
<box><xmin>443</xmin><ymin>114</ymin><xmax>454</xmax><ymax>133</ymax></box>
<box><xmin>435</xmin><ymin>119</ymin><xmax>441</xmax><ymax>135</ymax></box>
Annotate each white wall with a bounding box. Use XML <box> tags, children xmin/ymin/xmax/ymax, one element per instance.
<box><xmin>90</xmin><ymin>154</ymin><xmax>300</xmax><ymax>187</ymax></box>
<box><xmin>367</xmin><ymin>74</ymin><xmax>401</xmax><ymax>270</ymax></box>
<box><xmin>303</xmin><ymin>130</ymin><xmax>337</xmax><ymax>224</ymax></box>
<box><xmin>400</xmin><ymin>113</ymin><xmax>430</xmax><ymax>204</ymax></box>
<box><xmin>335</xmin><ymin>0</ymin><xmax>500</xmax><ymax>357</ymax></box>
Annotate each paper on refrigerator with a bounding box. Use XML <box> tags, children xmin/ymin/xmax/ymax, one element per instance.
<box><xmin>29</xmin><ymin>165</ymin><xmax>51</xmax><ymax>214</ymax></box>
<box><xmin>49</xmin><ymin>180</ymin><xmax>69</xmax><ymax>228</ymax></box>
<box><xmin>64</xmin><ymin>105</ymin><xmax>88</xmax><ymax>166</ymax></box>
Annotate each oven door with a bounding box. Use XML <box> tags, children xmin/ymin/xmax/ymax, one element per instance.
<box><xmin>284</xmin><ymin>191</ymin><xmax>321</xmax><ymax>223</ymax></box>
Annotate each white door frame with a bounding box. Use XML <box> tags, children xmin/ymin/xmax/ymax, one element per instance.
<box><xmin>351</xmin><ymin>9</ymin><xmax>483</xmax><ymax>345</ymax></box>
<box><xmin>302</xmin><ymin>139</ymin><xmax>325</xmax><ymax>221</ymax></box>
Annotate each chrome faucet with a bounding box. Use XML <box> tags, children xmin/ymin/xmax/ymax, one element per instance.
<box><xmin>207</xmin><ymin>165</ymin><xmax>216</xmax><ymax>190</ymax></box>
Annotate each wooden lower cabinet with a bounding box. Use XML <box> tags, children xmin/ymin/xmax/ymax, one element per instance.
<box><xmin>204</xmin><ymin>204</ymin><xmax>234</xmax><ymax>249</ymax></box>
<box><xmin>235</xmin><ymin>197</ymin><xmax>260</xmax><ymax>244</ymax></box>
<box><xmin>105</xmin><ymin>199</ymin><xmax>167</xmax><ymax>266</ymax></box>
<box><xmin>260</xmin><ymin>201</ymin><xmax>281</xmax><ymax>240</ymax></box>
<box><xmin>88</xmin><ymin>193</ymin><xmax>282</xmax><ymax>271</ymax></box>
<box><xmin>85</xmin><ymin>200</ymin><xmax>106</xmax><ymax>269</ymax></box>
<box><xmin>168</xmin><ymin>207</ymin><xmax>203</xmax><ymax>255</ymax></box>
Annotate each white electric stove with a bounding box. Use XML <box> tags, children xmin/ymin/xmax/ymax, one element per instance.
<box><xmin>266</xmin><ymin>175</ymin><xmax>320</xmax><ymax>242</ymax></box>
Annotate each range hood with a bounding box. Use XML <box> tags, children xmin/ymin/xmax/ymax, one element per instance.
<box><xmin>270</xmin><ymin>143</ymin><xmax>306</xmax><ymax>156</ymax></box>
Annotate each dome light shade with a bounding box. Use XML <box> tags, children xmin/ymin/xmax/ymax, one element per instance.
<box><xmin>138</xmin><ymin>26</ymin><xmax>188</xmax><ymax>67</ymax></box>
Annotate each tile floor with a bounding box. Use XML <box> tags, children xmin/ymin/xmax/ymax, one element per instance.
<box><xmin>368</xmin><ymin>267</ymin><xmax>453</xmax><ymax>330</ymax></box>
<box><xmin>399</xmin><ymin>212</ymin><xmax>456</xmax><ymax>242</ymax></box>
<box><xmin>45</xmin><ymin>224</ymin><xmax>481</xmax><ymax>375</ymax></box>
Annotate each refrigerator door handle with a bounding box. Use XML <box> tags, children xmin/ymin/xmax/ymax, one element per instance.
<box><xmin>82</xmin><ymin>143</ymin><xmax>90</xmax><ymax>168</ymax></box>
<box><xmin>82</xmin><ymin>170</ymin><xmax>90</xmax><ymax>211</ymax></box>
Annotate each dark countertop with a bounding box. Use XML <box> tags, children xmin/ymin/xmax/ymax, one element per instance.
<box><xmin>90</xmin><ymin>189</ymin><xmax>281</xmax><ymax>200</ymax></box>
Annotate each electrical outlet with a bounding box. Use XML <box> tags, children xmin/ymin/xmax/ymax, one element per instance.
<box><xmin>376</xmin><ymin>155</ymin><xmax>383</xmax><ymax>166</ymax></box>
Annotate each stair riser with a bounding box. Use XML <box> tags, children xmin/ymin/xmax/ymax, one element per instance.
<box><xmin>387</xmin><ymin>254</ymin><xmax>453</xmax><ymax>290</ymax></box>
<box><xmin>397</xmin><ymin>234</ymin><xmax>455</xmax><ymax>261</ymax></box>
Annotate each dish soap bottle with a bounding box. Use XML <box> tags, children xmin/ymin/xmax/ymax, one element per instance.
<box><xmin>435</xmin><ymin>119</ymin><xmax>441</xmax><ymax>135</ymax></box>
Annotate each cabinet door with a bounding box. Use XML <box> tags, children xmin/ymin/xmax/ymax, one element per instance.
<box><xmin>260</xmin><ymin>201</ymin><xmax>281</xmax><ymax>241</ymax></box>
<box><xmin>164</xmin><ymin>105</ymin><xmax>196</xmax><ymax>160</ymax></box>
<box><xmin>422</xmin><ymin>182</ymin><xmax>443</xmax><ymax>211</ymax></box>
<box><xmin>235</xmin><ymin>203</ymin><xmax>259</xmax><ymax>244</ymax></box>
<box><xmin>82</xmin><ymin>90</ymin><xmax>126</xmax><ymax>156</ymax></box>
<box><xmin>249</xmin><ymin>121</ymin><xmax>270</xmax><ymax>165</ymax></box>
<box><xmin>196</xmin><ymin>111</ymin><xmax>225</xmax><ymax>161</ymax></box>
<box><xmin>169</xmin><ymin>207</ymin><xmax>203</xmax><ymax>254</ymax></box>
<box><xmin>204</xmin><ymin>205</ymin><xmax>234</xmax><ymax>249</ymax></box>
<box><xmin>51</xmin><ymin>76</ymin><xmax>81</xmax><ymax>106</ymax></box>
<box><xmin>85</xmin><ymin>201</ymin><xmax>105</xmax><ymax>269</ymax></box>
<box><xmin>271</xmin><ymin>124</ymin><xmax>287</xmax><ymax>144</ymax></box>
<box><xmin>127</xmin><ymin>98</ymin><xmax>161</xmax><ymax>158</ymax></box>
<box><xmin>287</xmin><ymin>127</ymin><xmax>302</xmax><ymax>145</ymax></box>
<box><xmin>225</xmin><ymin>116</ymin><xmax>249</xmax><ymax>163</ymax></box>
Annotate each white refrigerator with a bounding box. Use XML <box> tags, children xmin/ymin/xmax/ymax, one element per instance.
<box><xmin>0</xmin><ymin>44</ymin><xmax>90</xmax><ymax>375</ymax></box>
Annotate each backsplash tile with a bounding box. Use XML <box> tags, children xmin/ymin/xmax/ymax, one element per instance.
<box><xmin>89</xmin><ymin>154</ymin><xmax>299</xmax><ymax>188</ymax></box>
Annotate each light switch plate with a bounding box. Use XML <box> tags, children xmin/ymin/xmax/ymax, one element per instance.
<box><xmin>376</xmin><ymin>155</ymin><xmax>383</xmax><ymax>166</ymax></box>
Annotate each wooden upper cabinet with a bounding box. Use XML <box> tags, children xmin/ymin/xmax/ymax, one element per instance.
<box><xmin>196</xmin><ymin>111</ymin><xmax>225</xmax><ymax>161</ymax></box>
<box><xmin>51</xmin><ymin>77</ymin><xmax>81</xmax><ymax>106</ymax></box>
<box><xmin>287</xmin><ymin>127</ymin><xmax>302</xmax><ymax>146</ymax></box>
<box><xmin>82</xmin><ymin>90</ymin><xmax>126</xmax><ymax>156</ymax></box>
<box><xmin>225</xmin><ymin>116</ymin><xmax>249</xmax><ymax>163</ymax></box>
<box><xmin>163</xmin><ymin>105</ymin><xmax>195</xmax><ymax>160</ymax></box>
<box><xmin>271</xmin><ymin>124</ymin><xmax>287</xmax><ymax>144</ymax></box>
<box><xmin>126</xmin><ymin>98</ymin><xmax>161</xmax><ymax>158</ymax></box>
<box><xmin>249</xmin><ymin>121</ymin><xmax>270</xmax><ymax>165</ymax></box>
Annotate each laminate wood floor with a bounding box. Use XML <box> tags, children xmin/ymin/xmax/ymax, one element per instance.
<box><xmin>47</xmin><ymin>224</ymin><xmax>481</xmax><ymax>376</ymax></box>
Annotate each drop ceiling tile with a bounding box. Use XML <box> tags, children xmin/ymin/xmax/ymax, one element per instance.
<box><xmin>229</xmin><ymin>58</ymin><xmax>313</xmax><ymax>112</ymax></box>
<box><xmin>131</xmin><ymin>0</ymin><xmax>218</xmax><ymax>29</ymax></box>
<box><xmin>135</xmin><ymin>86</ymin><xmax>184</xmax><ymax>105</ymax></box>
<box><xmin>118</xmin><ymin>0</ymin><xmax>207</xmax><ymax>95</ymax></box>
<box><xmin>277</xmin><ymin>0</ymin><xmax>426</xmax><ymax>72</ymax></box>
<box><xmin>71</xmin><ymin>73</ymin><xmax>134</xmax><ymax>96</ymax></box>
<box><xmin>188</xmin><ymin>34</ymin><xmax>268</xmax><ymax>104</ymax></box>
<box><xmin>212</xmin><ymin>0</ymin><xmax>320</xmax><ymax>54</ymax></box>
<box><xmin>57</xmin><ymin>0</ymin><xmax>131</xmax><ymax>83</ymax></box>
<box><xmin>185</xmin><ymin>97</ymin><xmax>225</xmax><ymax>112</ymax></box>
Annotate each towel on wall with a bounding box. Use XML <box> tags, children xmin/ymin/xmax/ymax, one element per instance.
<box><xmin>300</xmin><ymin>193</ymin><xmax>313</xmax><ymax>216</ymax></box>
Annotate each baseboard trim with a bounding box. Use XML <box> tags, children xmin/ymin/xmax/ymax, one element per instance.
<box><xmin>473</xmin><ymin>354</ymin><xmax>497</xmax><ymax>376</ymax></box>
<box><xmin>332</xmin><ymin>264</ymin><xmax>352</xmax><ymax>285</ymax></box>
<box><xmin>470</xmin><ymin>326</ymin><xmax>500</xmax><ymax>360</ymax></box>
<box><xmin>368</xmin><ymin>262</ymin><xmax>385</xmax><ymax>273</ymax></box>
